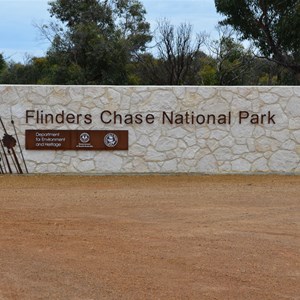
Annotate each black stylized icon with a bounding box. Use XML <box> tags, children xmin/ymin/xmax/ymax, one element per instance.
<box><xmin>0</xmin><ymin>116</ymin><xmax>29</xmax><ymax>174</ymax></box>
<box><xmin>11</xmin><ymin>116</ymin><xmax>29</xmax><ymax>173</ymax></box>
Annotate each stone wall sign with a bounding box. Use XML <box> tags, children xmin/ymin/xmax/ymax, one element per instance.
<box><xmin>0</xmin><ymin>85</ymin><xmax>299</xmax><ymax>174</ymax></box>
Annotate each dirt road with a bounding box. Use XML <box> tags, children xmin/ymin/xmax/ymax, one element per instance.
<box><xmin>0</xmin><ymin>175</ymin><xmax>299</xmax><ymax>299</ymax></box>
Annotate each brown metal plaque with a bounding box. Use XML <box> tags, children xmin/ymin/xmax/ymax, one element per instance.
<box><xmin>25</xmin><ymin>130</ymin><xmax>128</xmax><ymax>151</ymax></box>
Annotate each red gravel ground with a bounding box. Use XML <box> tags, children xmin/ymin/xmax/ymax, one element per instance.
<box><xmin>0</xmin><ymin>174</ymin><xmax>299</xmax><ymax>299</ymax></box>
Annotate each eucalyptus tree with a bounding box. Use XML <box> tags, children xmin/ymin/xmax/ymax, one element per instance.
<box><xmin>215</xmin><ymin>0</ymin><xmax>300</xmax><ymax>80</ymax></box>
<box><xmin>40</xmin><ymin>0</ymin><xmax>152</xmax><ymax>84</ymax></box>
<box><xmin>137</xmin><ymin>20</ymin><xmax>206</xmax><ymax>85</ymax></box>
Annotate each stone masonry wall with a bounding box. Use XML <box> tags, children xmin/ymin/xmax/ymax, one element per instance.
<box><xmin>0</xmin><ymin>85</ymin><xmax>300</xmax><ymax>174</ymax></box>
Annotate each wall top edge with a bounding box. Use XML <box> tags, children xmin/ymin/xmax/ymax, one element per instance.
<box><xmin>0</xmin><ymin>84</ymin><xmax>299</xmax><ymax>88</ymax></box>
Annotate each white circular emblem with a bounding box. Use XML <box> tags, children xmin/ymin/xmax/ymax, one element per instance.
<box><xmin>80</xmin><ymin>132</ymin><xmax>90</xmax><ymax>143</ymax></box>
<box><xmin>104</xmin><ymin>133</ymin><xmax>118</xmax><ymax>147</ymax></box>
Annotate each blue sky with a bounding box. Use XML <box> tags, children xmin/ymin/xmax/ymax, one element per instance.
<box><xmin>0</xmin><ymin>0</ymin><xmax>222</xmax><ymax>62</ymax></box>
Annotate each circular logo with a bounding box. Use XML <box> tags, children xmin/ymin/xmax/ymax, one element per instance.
<box><xmin>104</xmin><ymin>133</ymin><xmax>118</xmax><ymax>147</ymax></box>
<box><xmin>80</xmin><ymin>132</ymin><xmax>90</xmax><ymax>143</ymax></box>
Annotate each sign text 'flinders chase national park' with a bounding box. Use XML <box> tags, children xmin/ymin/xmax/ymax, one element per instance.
<box><xmin>25</xmin><ymin>109</ymin><xmax>276</xmax><ymax>126</ymax></box>
<box><xmin>0</xmin><ymin>86</ymin><xmax>300</xmax><ymax>174</ymax></box>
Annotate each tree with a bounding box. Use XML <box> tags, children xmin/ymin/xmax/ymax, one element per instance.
<box><xmin>0</xmin><ymin>53</ymin><xmax>6</xmax><ymax>72</ymax></box>
<box><xmin>198</xmin><ymin>55</ymin><xmax>218</xmax><ymax>85</ymax></box>
<box><xmin>214</xmin><ymin>0</ymin><xmax>300</xmax><ymax>79</ymax></box>
<box><xmin>206</xmin><ymin>27</ymin><xmax>254</xmax><ymax>85</ymax></box>
<box><xmin>137</xmin><ymin>20</ymin><xmax>206</xmax><ymax>85</ymax></box>
<box><xmin>39</xmin><ymin>0</ymin><xmax>151</xmax><ymax>84</ymax></box>
<box><xmin>0</xmin><ymin>57</ymin><xmax>50</xmax><ymax>84</ymax></box>
<box><xmin>0</xmin><ymin>53</ymin><xmax>6</xmax><ymax>81</ymax></box>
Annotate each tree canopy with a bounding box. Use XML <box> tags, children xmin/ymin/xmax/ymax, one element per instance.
<box><xmin>1</xmin><ymin>1</ymin><xmax>299</xmax><ymax>85</ymax></box>
<box><xmin>43</xmin><ymin>0</ymin><xmax>151</xmax><ymax>84</ymax></box>
<box><xmin>214</xmin><ymin>0</ymin><xmax>300</xmax><ymax>77</ymax></box>
<box><xmin>136</xmin><ymin>20</ymin><xmax>206</xmax><ymax>85</ymax></box>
